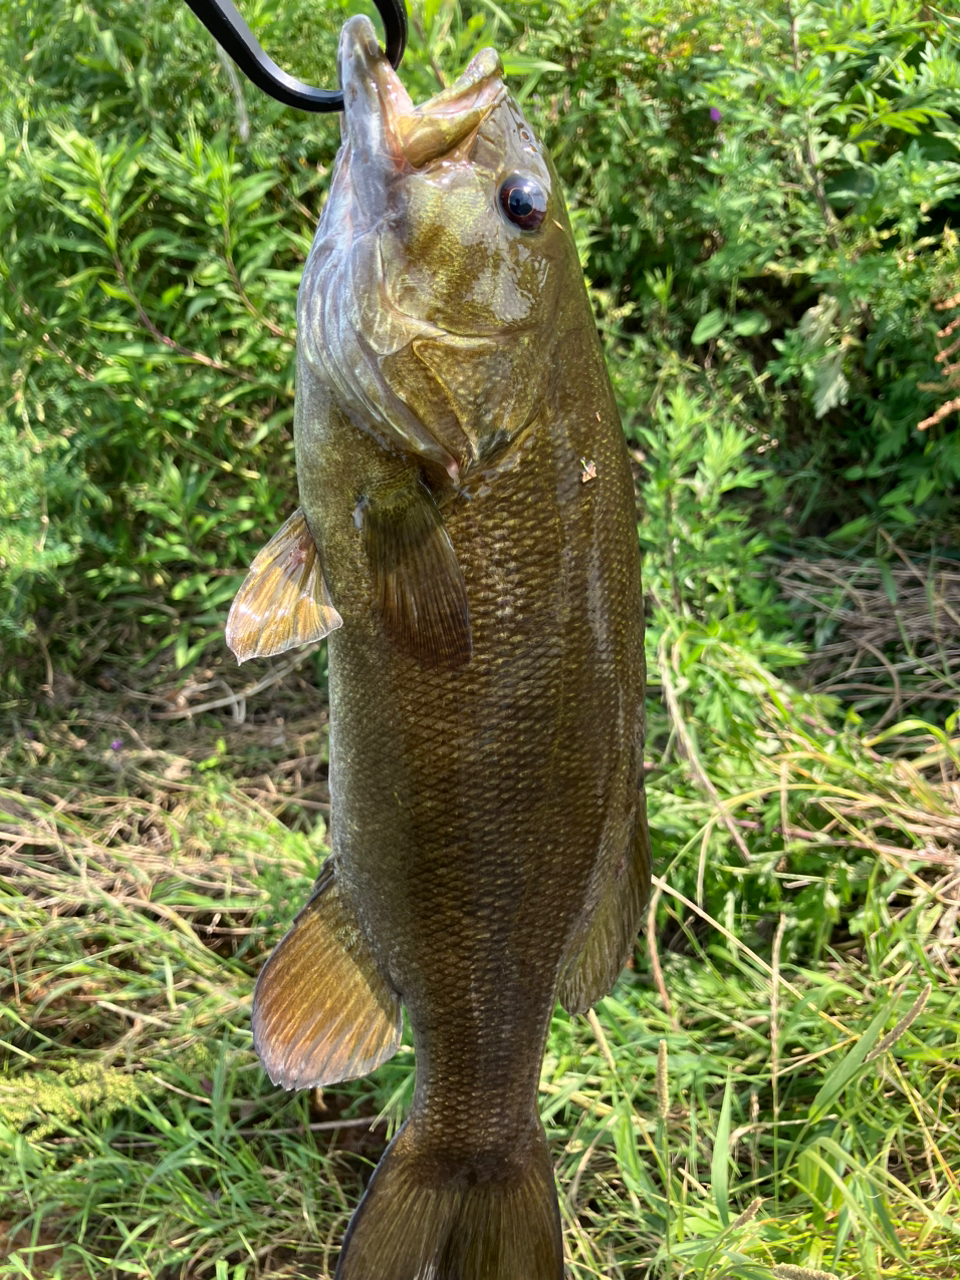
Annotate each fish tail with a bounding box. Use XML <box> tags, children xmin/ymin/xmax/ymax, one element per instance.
<box><xmin>335</xmin><ymin>1116</ymin><xmax>563</xmax><ymax>1280</ymax></box>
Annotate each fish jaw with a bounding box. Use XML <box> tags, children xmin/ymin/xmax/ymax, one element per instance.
<box><xmin>338</xmin><ymin>15</ymin><xmax>507</xmax><ymax>182</ymax></box>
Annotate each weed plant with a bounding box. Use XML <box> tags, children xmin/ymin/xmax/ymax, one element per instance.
<box><xmin>2</xmin><ymin>1</ymin><xmax>959</xmax><ymax>1278</ymax></box>
<box><xmin>2</xmin><ymin>0</ymin><xmax>959</xmax><ymax>669</ymax></box>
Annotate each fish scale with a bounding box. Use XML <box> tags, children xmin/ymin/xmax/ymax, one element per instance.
<box><xmin>226</xmin><ymin>15</ymin><xmax>651</xmax><ymax>1279</ymax></box>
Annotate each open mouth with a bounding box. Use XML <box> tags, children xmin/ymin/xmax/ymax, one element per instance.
<box><xmin>339</xmin><ymin>15</ymin><xmax>508</xmax><ymax>168</ymax></box>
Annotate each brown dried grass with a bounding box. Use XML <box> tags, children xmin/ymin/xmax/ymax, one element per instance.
<box><xmin>919</xmin><ymin>290</ymin><xmax>960</xmax><ymax>431</ymax></box>
<box><xmin>778</xmin><ymin>546</ymin><xmax>960</xmax><ymax>728</ymax></box>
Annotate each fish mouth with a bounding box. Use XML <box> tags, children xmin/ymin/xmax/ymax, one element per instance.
<box><xmin>339</xmin><ymin>15</ymin><xmax>507</xmax><ymax>168</ymax></box>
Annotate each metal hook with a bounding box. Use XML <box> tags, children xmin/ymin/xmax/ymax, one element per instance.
<box><xmin>182</xmin><ymin>0</ymin><xmax>407</xmax><ymax>112</ymax></box>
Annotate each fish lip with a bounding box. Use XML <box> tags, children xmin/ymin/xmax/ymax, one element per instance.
<box><xmin>339</xmin><ymin>15</ymin><xmax>507</xmax><ymax>166</ymax></box>
<box><xmin>338</xmin><ymin>14</ymin><xmax>413</xmax><ymax>160</ymax></box>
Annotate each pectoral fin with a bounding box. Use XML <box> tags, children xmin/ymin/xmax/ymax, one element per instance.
<box><xmin>226</xmin><ymin>508</ymin><xmax>342</xmax><ymax>663</ymax></box>
<box><xmin>360</xmin><ymin>474</ymin><xmax>472</xmax><ymax>668</ymax></box>
<box><xmin>558</xmin><ymin>802</ymin><xmax>652</xmax><ymax>1015</ymax></box>
<box><xmin>252</xmin><ymin>862</ymin><xmax>402</xmax><ymax>1089</ymax></box>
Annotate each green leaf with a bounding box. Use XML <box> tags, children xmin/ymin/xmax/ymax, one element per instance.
<box><xmin>808</xmin><ymin>1006</ymin><xmax>889</xmax><ymax>1122</ymax></box>
<box><xmin>731</xmin><ymin>310</ymin><xmax>770</xmax><ymax>337</ymax></box>
<box><xmin>826</xmin><ymin>516</ymin><xmax>872</xmax><ymax>542</ymax></box>
<box><xmin>692</xmin><ymin>309</ymin><xmax>728</xmax><ymax>344</ymax></box>
<box><xmin>914</xmin><ymin>473</ymin><xmax>937</xmax><ymax>505</ymax></box>
<box><xmin>711</xmin><ymin>1074</ymin><xmax>734</xmax><ymax>1227</ymax></box>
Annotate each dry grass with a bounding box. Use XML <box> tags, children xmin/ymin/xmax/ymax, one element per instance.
<box><xmin>778</xmin><ymin>547</ymin><xmax>960</xmax><ymax>727</ymax></box>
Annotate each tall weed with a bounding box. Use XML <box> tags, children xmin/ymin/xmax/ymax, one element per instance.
<box><xmin>3</xmin><ymin>0</ymin><xmax>959</xmax><ymax>675</ymax></box>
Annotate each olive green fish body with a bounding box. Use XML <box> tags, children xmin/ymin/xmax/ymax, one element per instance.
<box><xmin>230</xmin><ymin>18</ymin><xmax>650</xmax><ymax>1279</ymax></box>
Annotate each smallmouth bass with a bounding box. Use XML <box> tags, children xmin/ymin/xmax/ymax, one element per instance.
<box><xmin>227</xmin><ymin>17</ymin><xmax>651</xmax><ymax>1279</ymax></box>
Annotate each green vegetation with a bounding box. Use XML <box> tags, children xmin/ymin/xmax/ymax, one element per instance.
<box><xmin>2</xmin><ymin>0</ymin><xmax>958</xmax><ymax>1277</ymax></box>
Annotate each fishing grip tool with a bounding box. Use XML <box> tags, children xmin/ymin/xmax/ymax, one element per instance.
<box><xmin>181</xmin><ymin>0</ymin><xmax>407</xmax><ymax>111</ymax></box>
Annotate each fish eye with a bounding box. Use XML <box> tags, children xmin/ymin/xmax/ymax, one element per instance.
<box><xmin>497</xmin><ymin>172</ymin><xmax>548</xmax><ymax>232</ymax></box>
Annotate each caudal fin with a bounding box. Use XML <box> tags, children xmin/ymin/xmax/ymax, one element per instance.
<box><xmin>336</xmin><ymin>1117</ymin><xmax>563</xmax><ymax>1280</ymax></box>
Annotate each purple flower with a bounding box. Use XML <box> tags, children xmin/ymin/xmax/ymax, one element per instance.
<box><xmin>111</xmin><ymin>738</ymin><xmax>124</xmax><ymax>751</ymax></box>
<box><xmin>709</xmin><ymin>107</ymin><xmax>722</xmax><ymax>123</ymax></box>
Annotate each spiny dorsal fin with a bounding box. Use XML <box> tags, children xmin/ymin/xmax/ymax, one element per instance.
<box><xmin>252</xmin><ymin>862</ymin><xmax>402</xmax><ymax>1089</ymax></box>
<box><xmin>360</xmin><ymin>475</ymin><xmax>472</xmax><ymax>668</ymax></box>
<box><xmin>226</xmin><ymin>508</ymin><xmax>342</xmax><ymax>663</ymax></box>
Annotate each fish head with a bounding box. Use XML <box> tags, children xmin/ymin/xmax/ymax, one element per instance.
<box><xmin>298</xmin><ymin>15</ymin><xmax>579</xmax><ymax>482</ymax></box>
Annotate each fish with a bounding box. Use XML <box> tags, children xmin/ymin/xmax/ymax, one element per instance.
<box><xmin>226</xmin><ymin>15</ymin><xmax>651</xmax><ymax>1280</ymax></box>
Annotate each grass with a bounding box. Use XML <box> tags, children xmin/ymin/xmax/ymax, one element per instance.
<box><xmin>2</xmin><ymin>625</ymin><xmax>959</xmax><ymax>1279</ymax></box>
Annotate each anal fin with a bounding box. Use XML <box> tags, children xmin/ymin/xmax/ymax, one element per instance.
<box><xmin>360</xmin><ymin>471</ymin><xmax>471</xmax><ymax>668</ymax></box>
<box><xmin>252</xmin><ymin>862</ymin><xmax>402</xmax><ymax>1089</ymax></box>
<box><xmin>558</xmin><ymin>801</ymin><xmax>653</xmax><ymax>1015</ymax></box>
<box><xmin>226</xmin><ymin>507</ymin><xmax>342</xmax><ymax>663</ymax></box>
